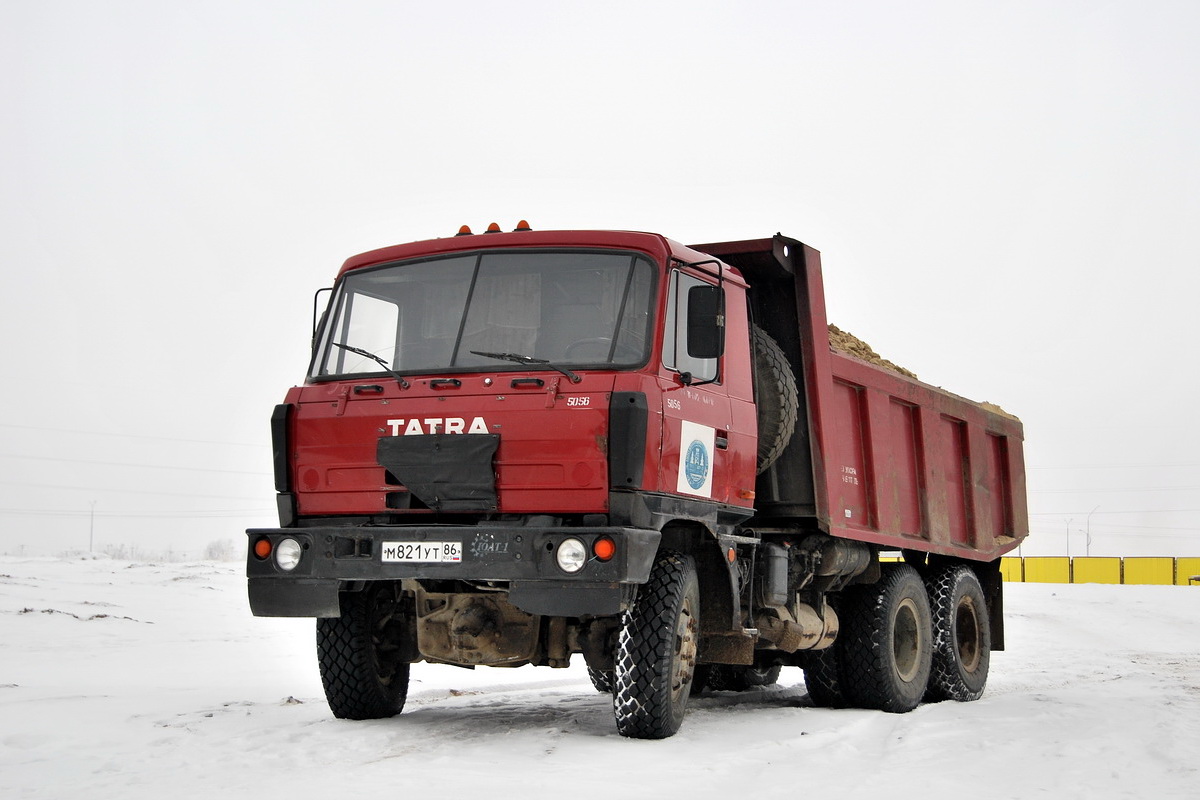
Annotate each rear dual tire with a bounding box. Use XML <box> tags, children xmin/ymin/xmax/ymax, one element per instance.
<box><xmin>830</xmin><ymin>562</ymin><xmax>991</xmax><ymax>711</ymax></box>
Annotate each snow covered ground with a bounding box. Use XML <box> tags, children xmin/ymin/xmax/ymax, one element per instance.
<box><xmin>2</xmin><ymin>556</ymin><xmax>1198</xmax><ymax>800</ymax></box>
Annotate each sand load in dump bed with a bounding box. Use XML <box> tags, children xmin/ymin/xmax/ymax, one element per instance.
<box><xmin>827</xmin><ymin>324</ymin><xmax>918</xmax><ymax>380</ymax></box>
<box><xmin>827</xmin><ymin>324</ymin><xmax>1017</xmax><ymax>420</ymax></box>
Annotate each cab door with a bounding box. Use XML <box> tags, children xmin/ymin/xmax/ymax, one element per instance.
<box><xmin>657</xmin><ymin>269</ymin><xmax>739</xmax><ymax>507</ymax></box>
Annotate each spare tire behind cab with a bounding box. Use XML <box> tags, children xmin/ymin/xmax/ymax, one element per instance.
<box><xmin>752</xmin><ymin>325</ymin><xmax>799</xmax><ymax>474</ymax></box>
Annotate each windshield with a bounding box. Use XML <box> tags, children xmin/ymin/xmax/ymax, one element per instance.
<box><xmin>310</xmin><ymin>250</ymin><xmax>655</xmax><ymax>380</ymax></box>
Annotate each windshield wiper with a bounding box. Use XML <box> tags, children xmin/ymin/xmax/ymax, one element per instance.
<box><xmin>470</xmin><ymin>350</ymin><xmax>581</xmax><ymax>384</ymax></box>
<box><xmin>331</xmin><ymin>342</ymin><xmax>410</xmax><ymax>389</ymax></box>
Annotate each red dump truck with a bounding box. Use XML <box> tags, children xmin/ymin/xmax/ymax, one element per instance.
<box><xmin>247</xmin><ymin>226</ymin><xmax>1028</xmax><ymax>738</ymax></box>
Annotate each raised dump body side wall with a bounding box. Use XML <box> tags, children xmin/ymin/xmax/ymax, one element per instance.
<box><xmin>692</xmin><ymin>235</ymin><xmax>1028</xmax><ymax>561</ymax></box>
<box><xmin>826</xmin><ymin>352</ymin><xmax>1028</xmax><ymax>560</ymax></box>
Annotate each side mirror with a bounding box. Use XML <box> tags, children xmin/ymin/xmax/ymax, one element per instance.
<box><xmin>686</xmin><ymin>285</ymin><xmax>724</xmax><ymax>359</ymax></box>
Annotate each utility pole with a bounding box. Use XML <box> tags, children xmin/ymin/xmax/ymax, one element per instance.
<box><xmin>1086</xmin><ymin>505</ymin><xmax>1099</xmax><ymax>557</ymax></box>
<box><xmin>1066</xmin><ymin>518</ymin><xmax>1073</xmax><ymax>558</ymax></box>
<box><xmin>89</xmin><ymin>501</ymin><xmax>96</xmax><ymax>552</ymax></box>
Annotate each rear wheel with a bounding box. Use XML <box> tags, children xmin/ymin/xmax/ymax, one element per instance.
<box><xmin>839</xmin><ymin>563</ymin><xmax>932</xmax><ymax>712</ymax></box>
<box><xmin>925</xmin><ymin>565</ymin><xmax>990</xmax><ymax>701</ymax></box>
<box><xmin>587</xmin><ymin>666</ymin><xmax>614</xmax><ymax>694</ymax></box>
<box><xmin>613</xmin><ymin>551</ymin><xmax>700</xmax><ymax>739</ymax></box>
<box><xmin>316</xmin><ymin>582</ymin><xmax>412</xmax><ymax>720</ymax></box>
<box><xmin>803</xmin><ymin>645</ymin><xmax>849</xmax><ymax>708</ymax></box>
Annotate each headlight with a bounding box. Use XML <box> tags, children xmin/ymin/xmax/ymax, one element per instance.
<box><xmin>275</xmin><ymin>538</ymin><xmax>303</xmax><ymax>571</ymax></box>
<box><xmin>556</xmin><ymin>537</ymin><xmax>587</xmax><ymax>573</ymax></box>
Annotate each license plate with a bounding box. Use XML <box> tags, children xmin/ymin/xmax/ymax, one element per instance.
<box><xmin>381</xmin><ymin>541</ymin><xmax>462</xmax><ymax>563</ymax></box>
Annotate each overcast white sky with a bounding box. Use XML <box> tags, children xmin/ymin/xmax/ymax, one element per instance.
<box><xmin>2</xmin><ymin>0</ymin><xmax>1197</xmax><ymax>558</ymax></box>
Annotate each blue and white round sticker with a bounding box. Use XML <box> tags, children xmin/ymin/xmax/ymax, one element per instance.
<box><xmin>684</xmin><ymin>439</ymin><xmax>710</xmax><ymax>490</ymax></box>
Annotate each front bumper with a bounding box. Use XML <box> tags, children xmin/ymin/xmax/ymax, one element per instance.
<box><xmin>246</xmin><ymin>524</ymin><xmax>661</xmax><ymax>618</ymax></box>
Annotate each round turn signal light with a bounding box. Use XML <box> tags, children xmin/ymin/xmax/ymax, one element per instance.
<box><xmin>593</xmin><ymin>536</ymin><xmax>616</xmax><ymax>562</ymax></box>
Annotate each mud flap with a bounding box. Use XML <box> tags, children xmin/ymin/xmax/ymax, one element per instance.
<box><xmin>248</xmin><ymin>577</ymin><xmax>342</xmax><ymax>618</ymax></box>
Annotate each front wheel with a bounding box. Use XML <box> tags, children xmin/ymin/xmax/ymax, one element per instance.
<box><xmin>613</xmin><ymin>551</ymin><xmax>700</xmax><ymax>739</ymax></box>
<box><xmin>316</xmin><ymin>582</ymin><xmax>412</xmax><ymax>720</ymax></box>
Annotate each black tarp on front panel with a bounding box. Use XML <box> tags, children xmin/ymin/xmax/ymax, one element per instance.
<box><xmin>377</xmin><ymin>433</ymin><xmax>500</xmax><ymax>512</ymax></box>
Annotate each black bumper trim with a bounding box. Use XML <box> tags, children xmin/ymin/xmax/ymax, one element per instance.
<box><xmin>246</xmin><ymin>525</ymin><xmax>661</xmax><ymax>618</ymax></box>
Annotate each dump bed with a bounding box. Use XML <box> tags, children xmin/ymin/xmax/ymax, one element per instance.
<box><xmin>693</xmin><ymin>235</ymin><xmax>1028</xmax><ymax>562</ymax></box>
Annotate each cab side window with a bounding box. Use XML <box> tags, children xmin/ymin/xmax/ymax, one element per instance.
<box><xmin>662</xmin><ymin>270</ymin><xmax>718</xmax><ymax>382</ymax></box>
